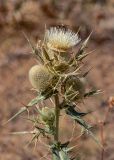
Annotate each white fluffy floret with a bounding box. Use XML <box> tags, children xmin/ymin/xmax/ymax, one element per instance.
<box><xmin>44</xmin><ymin>27</ymin><xmax>80</xmax><ymax>52</ymax></box>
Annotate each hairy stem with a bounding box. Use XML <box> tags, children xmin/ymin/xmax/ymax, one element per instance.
<box><xmin>54</xmin><ymin>94</ymin><xmax>60</xmax><ymax>142</ymax></box>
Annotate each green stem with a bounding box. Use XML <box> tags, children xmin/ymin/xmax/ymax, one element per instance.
<box><xmin>54</xmin><ymin>94</ymin><xmax>60</xmax><ymax>142</ymax></box>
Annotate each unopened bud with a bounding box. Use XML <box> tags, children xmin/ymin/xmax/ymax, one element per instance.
<box><xmin>40</xmin><ymin>107</ymin><xmax>55</xmax><ymax>123</ymax></box>
<box><xmin>65</xmin><ymin>76</ymin><xmax>85</xmax><ymax>101</ymax></box>
<box><xmin>29</xmin><ymin>65</ymin><xmax>52</xmax><ymax>92</ymax></box>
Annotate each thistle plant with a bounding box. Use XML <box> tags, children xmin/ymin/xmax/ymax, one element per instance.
<box><xmin>6</xmin><ymin>26</ymin><xmax>101</xmax><ymax>160</ymax></box>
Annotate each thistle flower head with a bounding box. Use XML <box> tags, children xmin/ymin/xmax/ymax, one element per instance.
<box><xmin>29</xmin><ymin>65</ymin><xmax>52</xmax><ymax>92</ymax></box>
<box><xmin>44</xmin><ymin>27</ymin><xmax>80</xmax><ymax>52</ymax></box>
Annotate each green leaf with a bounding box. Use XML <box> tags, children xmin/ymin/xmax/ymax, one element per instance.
<box><xmin>60</xmin><ymin>141</ymin><xmax>70</xmax><ymax>148</ymax></box>
<box><xmin>52</xmin><ymin>148</ymin><xmax>70</xmax><ymax>160</ymax></box>
<box><xmin>51</xmin><ymin>142</ymin><xmax>70</xmax><ymax>160</ymax></box>
<box><xmin>66</xmin><ymin>106</ymin><xmax>92</xmax><ymax>117</ymax></box>
<box><xmin>66</xmin><ymin>107</ymin><xmax>102</xmax><ymax>147</ymax></box>
<box><xmin>59</xmin><ymin>150</ymin><xmax>70</xmax><ymax>160</ymax></box>
<box><xmin>52</xmin><ymin>154</ymin><xmax>60</xmax><ymax>160</ymax></box>
<box><xmin>3</xmin><ymin>95</ymin><xmax>45</xmax><ymax>125</ymax></box>
<box><xmin>27</xmin><ymin>95</ymin><xmax>44</xmax><ymax>106</ymax></box>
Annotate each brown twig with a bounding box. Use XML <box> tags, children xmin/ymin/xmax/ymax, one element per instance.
<box><xmin>99</xmin><ymin>120</ymin><xmax>105</xmax><ymax>160</ymax></box>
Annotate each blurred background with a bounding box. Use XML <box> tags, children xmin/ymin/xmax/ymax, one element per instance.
<box><xmin>0</xmin><ymin>0</ymin><xmax>114</xmax><ymax>160</ymax></box>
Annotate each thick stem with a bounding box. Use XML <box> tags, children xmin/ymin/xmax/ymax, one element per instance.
<box><xmin>54</xmin><ymin>94</ymin><xmax>60</xmax><ymax>142</ymax></box>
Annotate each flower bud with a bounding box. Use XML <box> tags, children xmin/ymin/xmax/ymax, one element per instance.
<box><xmin>40</xmin><ymin>107</ymin><xmax>55</xmax><ymax>123</ymax></box>
<box><xmin>29</xmin><ymin>65</ymin><xmax>52</xmax><ymax>92</ymax></box>
<box><xmin>64</xmin><ymin>76</ymin><xmax>85</xmax><ymax>101</ymax></box>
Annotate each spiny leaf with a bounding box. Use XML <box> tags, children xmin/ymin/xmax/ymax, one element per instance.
<box><xmin>51</xmin><ymin>142</ymin><xmax>71</xmax><ymax>160</ymax></box>
<box><xmin>3</xmin><ymin>95</ymin><xmax>45</xmax><ymax>125</ymax></box>
<box><xmin>76</xmin><ymin>50</ymin><xmax>95</xmax><ymax>61</ymax></box>
<box><xmin>42</xmin><ymin>47</ymin><xmax>51</xmax><ymax>62</ymax></box>
<box><xmin>87</xmin><ymin>129</ymin><xmax>102</xmax><ymax>148</ymax></box>
<box><xmin>66</xmin><ymin>107</ymin><xmax>91</xmax><ymax>129</ymax></box>
<box><xmin>3</xmin><ymin>107</ymin><xmax>27</xmax><ymax>125</ymax></box>
<box><xmin>59</xmin><ymin>150</ymin><xmax>70</xmax><ymax>160</ymax></box>
<box><xmin>52</xmin><ymin>147</ymin><xmax>70</xmax><ymax>160</ymax></box>
<box><xmin>75</xmin><ymin>32</ymin><xmax>92</xmax><ymax>59</ymax></box>
<box><xmin>76</xmin><ymin>52</ymin><xmax>87</xmax><ymax>61</ymax></box>
<box><xmin>83</xmin><ymin>67</ymin><xmax>93</xmax><ymax>77</ymax></box>
<box><xmin>66</xmin><ymin>144</ymin><xmax>78</xmax><ymax>152</ymax></box>
<box><xmin>66</xmin><ymin>106</ymin><xmax>93</xmax><ymax>117</ymax></box>
<box><xmin>66</xmin><ymin>107</ymin><xmax>102</xmax><ymax>147</ymax></box>
<box><xmin>81</xmin><ymin>32</ymin><xmax>92</xmax><ymax>50</ymax></box>
<box><xmin>52</xmin><ymin>149</ymin><xmax>60</xmax><ymax>160</ymax></box>
<box><xmin>52</xmin><ymin>154</ymin><xmax>60</xmax><ymax>160</ymax></box>
<box><xmin>27</xmin><ymin>133</ymin><xmax>40</xmax><ymax>147</ymax></box>
<box><xmin>61</xmin><ymin>142</ymin><xmax>70</xmax><ymax>148</ymax></box>
<box><xmin>28</xmin><ymin>95</ymin><xmax>44</xmax><ymax>106</ymax></box>
<box><xmin>84</xmin><ymin>89</ymin><xmax>102</xmax><ymax>98</ymax></box>
<box><xmin>22</xmin><ymin>31</ymin><xmax>43</xmax><ymax>63</ymax></box>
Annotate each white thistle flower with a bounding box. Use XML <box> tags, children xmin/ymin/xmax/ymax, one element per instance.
<box><xmin>44</xmin><ymin>27</ymin><xmax>80</xmax><ymax>52</ymax></box>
